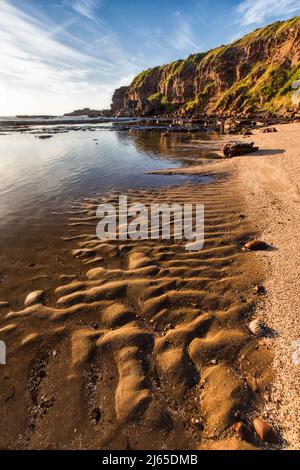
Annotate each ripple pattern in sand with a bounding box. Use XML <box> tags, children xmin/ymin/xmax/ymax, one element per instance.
<box><xmin>0</xmin><ymin>177</ymin><xmax>273</xmax><ymax>450</ymax></box>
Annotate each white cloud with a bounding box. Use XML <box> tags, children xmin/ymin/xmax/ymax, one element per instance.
<box><xmin>66</xmin><ymin>0</ymin><xmax>103</xmax><ymax>21</ymax></box>
<box><xmin>0</xmin><ymin>0</ymin><xmax>137</xmax><ymax>114</ymax></box>
<box><xmin>237</xmin><ymin>0</ymin><xmax>300</xmax><ymax>26</ymax></box>
<box><xmin>171</xmin><ymin>10</ymin><xmax>201</xmax><ymax>52</ymax></box>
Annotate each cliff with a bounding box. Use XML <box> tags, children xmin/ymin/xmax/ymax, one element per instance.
<box><xmin>111</xmin><ymin>17</ymin><xmax>300</xmax><ymax>117</ymax></box>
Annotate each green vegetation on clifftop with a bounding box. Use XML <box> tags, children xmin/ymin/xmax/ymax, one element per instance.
<box><xmin>120</xmin><ymin>16</ymin><xmax>300</xmax><ymax>116</ymax></box>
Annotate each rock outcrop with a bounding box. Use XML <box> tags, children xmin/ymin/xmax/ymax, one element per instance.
<box><xmin>111</xmin><ymin>17</ymin><xmax>300</xmax><ymax>117</ymax></box>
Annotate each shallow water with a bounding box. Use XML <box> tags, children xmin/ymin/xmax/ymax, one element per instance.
<box><xmin>0</xmin><ymin>125</ymin><xmax>215</xmax><ymax>306</ymax></box>
<box><xmin>0</xmin><ymin>126</ymin><xmax>213</xmax><ymax>227</ymax></box>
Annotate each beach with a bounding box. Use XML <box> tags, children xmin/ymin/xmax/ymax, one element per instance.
<box><xmin>154</xmin><ymin>122</ymin><xmax>300</xmax><ymax>449</ymax></box>
<box><xmin>0</xmin><ymin>122</ymin><xmax>299</xmax><ymax>449</ymax></box>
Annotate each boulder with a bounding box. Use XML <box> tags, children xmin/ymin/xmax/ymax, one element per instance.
<box><xmin>223</xmin><ymin>141</ymin><xmax>259</xmax><ymax>157</ymax></box>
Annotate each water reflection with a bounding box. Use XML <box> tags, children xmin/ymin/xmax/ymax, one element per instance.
<box><xmin>0</xmin><ymin>128</ymin><xmax>216</xmax><ymax>228</ymax></box>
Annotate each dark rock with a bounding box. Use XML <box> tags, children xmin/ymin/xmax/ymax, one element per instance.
<box><xmin>91</xmin><ymin>407</ymin><xmax>101</xmax><ymax>423</ymax></box>
<box><xmin>244</xmin><ymin>240</ymin><xmax>269</xmax><ymax>251</ymax></box>
<box><xmin>223</xmin><ymin>141</ymin><xmax>259</xmax><ymax>157</ymax></box>
<box><xmin>262</xmin><ymin>127</ymin><xmax>278</xmax><ymax>133</ymax></box>
<box><xmin>254</xmin><ymin>284</ymin><xmax>266</xmax><ymax>295</ymax></box>
<box><xmin>37</xmin><ymin>135</ymin><xmax>53</xmax><ymax>139</ymax></box>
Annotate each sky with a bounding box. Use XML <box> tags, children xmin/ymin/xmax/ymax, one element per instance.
<box><xmin>1</xmin><ymin>0</ymin><xmax>300</xmax><ymax>115</ymax></box>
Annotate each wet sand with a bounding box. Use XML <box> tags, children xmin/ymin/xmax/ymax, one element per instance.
<box><xmin>152</xmin><ymin>122</ymin><xmax>300</xmax><ymax>449</ymax></box>
<box><xmin>0</xmin><ymin>166</ymin><xmax>274</xmax><ymax>450</ymax></box>
<box><xmin>3</xmin><ymin>123</ymin><xmax>299</xmax><ymax>450</ymax></box>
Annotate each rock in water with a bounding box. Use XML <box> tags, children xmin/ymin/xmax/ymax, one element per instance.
<box><xmin>253</xmin><ymin>418</ymin><xmax>279</xmax><ymax>444</ymax></box>
<box><xmin>223</xmin><ymin>141</ymin><xmax>259</xmax><ymax>157</ymax></box>
<box><xmin>24</xmin><ymin>290</ymin><xmax>45</xmax><ymax>307</ymax></box>
<box><xmin>244</xmin><ymin>240</ymin><xmax>269</xmax><ymax>251</ymax></box>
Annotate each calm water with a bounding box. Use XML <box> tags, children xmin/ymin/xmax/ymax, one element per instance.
<box><xmin>0</xmin><ymin>124</ymin><xmax>216</xmax><ymax>305</ymax></box>
<box><xmin>0</xmin><ymin>125</ymin><xmax>212</xmax><ymax>228</ymax></box>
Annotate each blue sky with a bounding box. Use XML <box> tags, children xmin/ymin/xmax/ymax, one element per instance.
<box><xmin>1</xmin><ymin>0</ymin><xmax>300</xmax><ymax>115</ymax></box>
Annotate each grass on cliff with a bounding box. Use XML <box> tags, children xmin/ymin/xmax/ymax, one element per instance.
<box><xmin>128</xmin><ymin>16</ymin><xmax>300</xmax><ymax>114</ymax></box>
<box><xmin>214</xmin><ymin>60</ymin><xmax>300</xmax><ymax>113</ymax></box>
<box><xmin>148</xmin><ymin>93</ymin><xmax>173</xmax><ymax>112</ymax></box>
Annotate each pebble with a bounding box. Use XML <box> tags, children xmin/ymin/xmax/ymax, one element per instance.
<box><xmin>234</xmin><ymin>421</ymin><xmax>249</xmax><ymax>440</ymax></box>
<box><xmin>262</xmin><ymin>127</ymin><xmax>278</xmax><ymax>133</ymax></box>
<box><xmin>191</xmin><ymin>418</ymin><xmax>204</xmax><ymax>430</ymax></box>
<box><xmin>91</xmin><ymin>407</ymin><xmax>101</xmax><ymax>423</ymax></box>
<box><xmin>253</xmin><ymin>417</ymin><xmax>279</xmax><ymax>444</ymax></box>
<box><xmin>191</xmin><ymin>418</ymin><xmax>200</xmax><ymax>425</ymax></box>
<box><xmin>0</xmin><ymin>301</ymin><xmax>9</xmax><ymax>308</ymax></box>
<box><xmin>245</xmin><ymin>240</ymin><xmax>269</xmax><ymax>251</ymax></box>
<box><xmin>254</xmin><ymin>284</ymin><xmax>266</xmax><ymax>295</ymax></box>
<box><xmin>24</xmin><ymin>290</ymin><xmax>45</xmax><ymax>307</ymax></box>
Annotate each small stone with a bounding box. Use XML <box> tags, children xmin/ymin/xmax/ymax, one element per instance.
<box><xmin>24</xmin><ymin>290</ymin><xmax>45</xmax><ymax>307</ymax></box>
<box><xmin>254</xmin><ymin>284</ymin><xmax>266</xmax><ymax>295</ymax></box>
<box><xmin>0</xmin><ymin>301</ymin><xmax>9</xmax><ymax>308</ymax></box>
<box><xmin>52</xmin><ymin>350</ymin><xmax>58</xmax><ymax>358</ymax></box>
<box><xmin>262</xmin><ymin>127</ymin><xmax>277</xmax><ymax>133</ymax></box>
<box><xmin>211</xmin><ymin>359</ymin><xmax>218</xmax><ymax>365</ymax></box>
<box><xmin>37</xmin><ymin>134</ymin><xmax>53</xmax><ymax>139</ymax></box>
<box><xmin>234</xmin><ymin>421</ymin><xmax>249</xmax><ymax>441</ymax></box>
<box><xmin>244</xmin><ymin>240</ymin><xmax>269</xmax><ymax>251</ymax></box>
<box><xmin>91</xmin><ymin>407</ymin><xmax>101</xmax><ymax>423</ymax></box>
<box><xmin>191</xmin><ymin>417</ymin><xmax>200</xmax><ymax>425</ymax></box>
<box><xmin>253</xmin><ymin>417</ymin><xmax>279</xmax><ymax>444</ymax></box>
<box><xmin>191</xmin><ymin>418</ymin><xmax>204</xmax><ymax>430</ymax></box>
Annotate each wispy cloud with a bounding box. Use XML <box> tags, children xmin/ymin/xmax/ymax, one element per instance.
<box><xmin>65</xmin><ymin>0</ymin><xmax>103</xmax><ymax>21</ymax></box>
<box><xmin>237</xmin><ymin>0</ymin><xmax>300</xmax><ymax>26</ymax></box>
<box><xmin>170</xmin><ymin>10</ymin><xmax>202</xmax><ymax>52</ymax></box>
<box><xmin>0</xmin><ymin>0</ymin><xmax>137</xmax><ymax>114</ymax></box>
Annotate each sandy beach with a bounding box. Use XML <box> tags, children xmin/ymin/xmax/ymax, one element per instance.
<box><xmin>0</xmin><ymin>122</ymin><xmax>299</xmax><ymax>450</ymax></box>
<box><xmin>1</xmin><ymin>1</ymin><xmax>300</xmax><ymax>459</ymax></box>
<box><xmin>153</xmin><ymin>122</ymin><xmax>300</xmax><ymax>449</ymax></box>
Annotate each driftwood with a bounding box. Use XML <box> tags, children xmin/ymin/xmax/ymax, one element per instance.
<box><xmin>223</xmin><ymin>141</ymin><xmax>259</xmax><ymax>157</ymax></box>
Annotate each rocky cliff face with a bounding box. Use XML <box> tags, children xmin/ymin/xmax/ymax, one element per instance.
<box><xmin>111</xmin><ymin>17</ymin><xmax>300</xmax><ymax>117</ymax></box>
